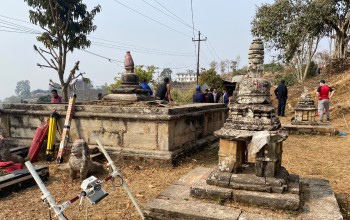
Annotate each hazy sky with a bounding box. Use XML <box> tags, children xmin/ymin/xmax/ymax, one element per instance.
<box><xmin>0</xmin><ymin>0</ymin><xmax>278</xmax><ymax>101</ymax></box>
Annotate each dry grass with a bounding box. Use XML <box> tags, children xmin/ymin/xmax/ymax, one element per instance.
<box><xmin>1</xmin><ymin>66</ymin><xmax>350</xmax><ymax>219</ymax></box>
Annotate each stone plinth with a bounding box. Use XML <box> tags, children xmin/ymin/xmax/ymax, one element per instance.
<box><xmin>144</xmin><ymin>167</ymin><xmax>343</xmax><ymax>220</ymax></box>
<box><xmin>0</xmin><ymin>102</ymin><xmax>227</xmax><ymax>163</ymax></box>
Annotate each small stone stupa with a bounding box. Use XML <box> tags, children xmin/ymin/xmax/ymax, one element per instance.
<box><xmin>291</xmin><ymin>87</ymin><xmax>318</xmax><ymax>125</ymax></box>
<box><xmin>191</xmin><ymin>38</ymin><xmax>300</xmax><ymax>210</ymax></box>
<box><xmin>103</xmin><ymin>51</ymin><xmax>154</xmax><ymax>102</ymax></box>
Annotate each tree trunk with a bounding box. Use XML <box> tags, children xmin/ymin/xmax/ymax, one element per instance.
<box><xmin>61</xmin><ymin>83</ymin><xmax>69</xmax><ymax>101</ymax></box>
<box><xmin>334</xmin><ymin>34</ymin><xmax>348</xmax><ymax>59</ymax></box>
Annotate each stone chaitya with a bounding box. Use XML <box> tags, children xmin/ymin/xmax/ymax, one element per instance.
<box><xmin>190</xmin><ymin>38</ymin><xmax>300</xmax><ymax>210</ymax></box>
<box><xmin>103</xmin><ymin>51</ymin><xmax>154</xmax><ymax>101</ymax></box>
<box><xmin>291</xmin><ymin>88</ymin><xmax>318</xmax><ymax>125</ymax></box>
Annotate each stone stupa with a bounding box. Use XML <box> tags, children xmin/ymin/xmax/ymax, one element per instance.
<box><xmin>103</xmin><ymin>51</ymin><xmax>154</xmax><ymax>102</ymax></box>
<box><xmin>191</xmin><ymin>37</ymin><xmax>300</xmax><ymax>210</ymax></box>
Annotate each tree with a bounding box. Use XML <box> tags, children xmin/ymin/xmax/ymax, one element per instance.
<box><xmin>209</xmin><ymin>61</ymin><xmax>218</xmax><ymax>71</ymax></box>
<box><xmin>252</xmin><ymin>0</ymin><xmax>327</xmax><ymax>81</ymax></box>
<box><xmin>220</xmin><ymin>60</ymin><xmax>227</xmax><ymax>74</ymax></box>
<box><xmin>37</xmin><ymin>95</ymin><xmax>51</xmax><ymax>103</ymax></box>
<box><xmin>24</xmin><ymin>0</ymin><xmax>101</xmax><ymax>100</ymax></box>
<box><xmin>159</xmin><ymin>68</ymin><xmax>172</xmax><ymax>81</ymax></box>
<box><xmin>199</xmin><ymin>68</ymin><xmax>222</xmax><ymax>90</ymax></box>
<box><xmin>15</xmin><ymin>80</ymin><xmax>31</xmax><ymax>98</ymax></box>
<box><xmin>134</xmin><ymin>65</ymin><xmax>157</xmax><ymax>83</ymax></box>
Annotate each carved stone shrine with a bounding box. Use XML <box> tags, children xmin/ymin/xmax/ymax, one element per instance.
<box><xmin>103</xmin><ymin>51</ymin><xmax>154</xmax><ymax>101</ymax></box>
<box><xmin>190</xmin><ymin>38</ymin><xmax>300</xmax><ymax>210</ymax></box>
<box><xmin>291</xmin><ymin>88</ymin><xmax>318</xmax><ymax>125</ymax></box>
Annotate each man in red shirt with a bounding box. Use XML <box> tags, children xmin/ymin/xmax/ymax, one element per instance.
<box><xmin>50</xmin><ymin>89</ymin><xmax>63</xmax><ymax>103</ymax></box>
<box><xmin>316</xmin><ymin>80</ymin><xmax>334</xmax><ymax>122</ymax></box>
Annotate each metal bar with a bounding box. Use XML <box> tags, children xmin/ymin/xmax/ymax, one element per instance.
<box><xmin>96</xmin><ymin>139</ymin><xmax>145</xmax><ymax>220</ymax></box>
<box><xmin>25</xmin><ymin>161</ymin><xmax>67</xmax><ymax>220</ymax></box>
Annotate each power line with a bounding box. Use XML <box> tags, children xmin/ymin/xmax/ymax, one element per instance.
<box><xmin>81</xmin><ymin>50</ymin><xmax>123</xmax><ymax>68</ymax></box>
<box><xmin>111</xmin><ymin>0</ymin><xmax>192</xmax><ymax>38</ymax></box>
<box><xmin>204</xmin><ymin>42</ymin><xmax>218</xmax><ymax>63</ymax></box>
<box><xmin>206</xmin><ymin>39</ymin><xmax>221</xmax><ymax>61</ymax></box>
<box><xmin>145</xmin><ymin>0</ymin><xmax>199</xmax><ymax>32</ymax></box>
<box><xmin>0</xmin><ymin>14</ymin><xmax>33</xmax><ymax>24</ymax></box>
<box><xmin>91</xmin><ymin>41</ymin><xmax>195</xmax><ymax>57</ymax></box>
<box><xmin>0</xmin><ymin>19</ymin><xmax>41</xmax><ymax>34</ymax></box>
<box><xmin>191</xmin><ymin>0</ymin><xmax>199</xmax><ymax>69</ymax></box>
<box><xmin>90</xmin><ymin>36</ymin><xmax>190</xmax><ymax>54</ymax></box>
<box><xmin>0</xmin><ymin>29</ymin><xmax>39</xmax><ymax>34</ymax></box>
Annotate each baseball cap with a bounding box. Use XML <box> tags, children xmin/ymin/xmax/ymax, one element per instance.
<box><xmin>195</xmin><ymin>85</ymin><xmax>201</xmax><ymax>91</ymax></box>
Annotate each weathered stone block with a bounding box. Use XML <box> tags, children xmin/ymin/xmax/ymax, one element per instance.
<box><xmin>191</xmin><ymin>179</ymin><xmax>233</xmax><ymax>200</ymax></box>
<box><xmin>206</xmin><ymin>170</ymin><xmax>232</xmax><ymax>187</ymax></box>
<box><xmin>232</xmin><ymin>189</ymin><xmax>300</xmax><ymax>210</ymax></box>
<box><xmin>124</xmin><ymin>133</ymin><xmax>157</xmax><ymax>150</ymax></box>
<box><xmin>127</xmin><ymin>121</ymin><xmax>157</xmax><ymax>134</ymax></box>
<box><xmin>218</xmin><ymin>139</ymin><xmax>246</xmax><ymax>173</ymax></box>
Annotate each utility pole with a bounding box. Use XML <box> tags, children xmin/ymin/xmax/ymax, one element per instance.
<box><xmin>192</xmin><ymin>31</ymin><xmax>207</xmax><ymax>85</ymax></box>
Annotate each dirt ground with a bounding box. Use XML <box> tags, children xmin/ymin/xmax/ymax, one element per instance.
<box><xmin>1</xmin><ymin>125</ymin><xmax>349</xmax><ymax>220</ymax></box>
<box><xmin>1</xmin><ymin>69</ymin><xmax>350</xmax><ymax>219</ymax></box>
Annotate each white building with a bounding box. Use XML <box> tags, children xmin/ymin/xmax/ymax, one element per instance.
<box><xmin>176</xmin><ymin>70</ymin><xmax>197</xmax><ymax>83</ymax></box>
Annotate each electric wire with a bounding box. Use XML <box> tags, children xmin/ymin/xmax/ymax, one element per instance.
<box><xmin>152</xmin><ymin>0</ymin><xmax>199</xmax><ymax>32</ymax></box>
<box><xmin>81</xmin><ymin>49</ymin><xmax>123</xmax><ymax>68</ymax></box>
<box><xmin>90</xmin><ymin>36</ymin><xmax>192</xmax><ymax>55</ymax></box>
<box><xmin>204</xmin><ymin>41</ymin><xmax>219</xmax><ymax>63</ymax></box>
<box><xmin>206</xmin><ymin>39</ymin><xmax>221</xmax><ymax>61</ymax></box>
<box><xmin>111</xmin><ymin>0</ymin><xmax>192</xmax><ymax>38</ymax></box>
<box><xmin>91</xmin><ymin>40</ymin><xmax>194</xmax><ymax>57</ymax></box>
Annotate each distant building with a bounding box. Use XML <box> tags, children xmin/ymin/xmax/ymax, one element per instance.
<box><xmin>176</xmin><ymin>70</ymin><xmax>196</xmax><ymax>83</ymax></box>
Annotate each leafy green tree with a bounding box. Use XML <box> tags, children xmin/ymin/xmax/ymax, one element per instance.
<box><xmin>37</xmin><ymin>95</ymin><xmax>51</xmax><ymax>103</ymax></box>
<box><xmin>199</xmin><ymin>68</ymin><xmax>222</xmax><ymax>89</ymax></box>
<box><xmin>252</xmin><ymin>0</ymin><xmax>327</xmax><ymax>81</ymax></box>
<box><xmin>134</xmin><ymin>65</ymin><xmax>157</xmax><ymax>83</ymax></box>
<box><xmin>15</xmin><ymin>80</ymin><xmax>31</xmax><ymax>98</ymax></box>
<box><xmin>24</xmin><ymin>0</ymin><xmax>101</xmax><ymax>100</ymax></box>
<box><xmin>108</xmin><ymin>77</ymin><xmax>122</xmax><ymax>94</ymax></box>
<box><xmin>159</xmin><ymin>68</ymin><xmax>172</xmax><ymax>81</ymax></box>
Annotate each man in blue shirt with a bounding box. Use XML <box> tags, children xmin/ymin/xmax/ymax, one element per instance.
<box><xmin>193</xmin><ymin>85</ymin><xmax>205</xmax><ymax>103</ymax></box>
<box><xmin>140</xmin><ymin>79</ymin><xmax>153</xmax><ymax>95</ymax></box>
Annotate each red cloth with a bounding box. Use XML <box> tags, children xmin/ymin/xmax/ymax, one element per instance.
<box><xmin>0</xmin><ymin>161</ymin><xmax>23</xmax><ymax>173</ymax></box>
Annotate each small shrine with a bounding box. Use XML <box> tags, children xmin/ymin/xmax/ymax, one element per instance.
<box><xmin>291</xmin><ymin>88</ymin><xmax>318</xmax><ymax>125</ymax></box>
<box><xmin>191</xmin><ymin>38</ymin><xmax>300</xmax><ymax>210</ymax></box>
<box><xmin>103</xmin><ymin>51</ymin><xmax>154</xmax><ymax>101</ymax></box>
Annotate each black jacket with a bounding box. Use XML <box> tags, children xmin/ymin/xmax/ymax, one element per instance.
<box><xmin>274</xmin><ymin>83</ymin><xmax>288</xmax><ymax>100</ymax></box>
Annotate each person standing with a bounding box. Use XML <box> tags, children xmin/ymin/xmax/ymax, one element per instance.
<box><xmin>316</xmin><ymin>79</ymin><xmax>334</xmax><ymax>122</ymax></box>
<box><xmin>274</xmin><ymin>80</ymin><xmax>288</xmax><ymax>116</ymax></box>
<box><xmin>222</xmin><ymin>88</ymin><xmax>229</xmax><ymax>104</ymax></box>
<box><xmin>156</xmin><ymin>77</ymin><xmax>172</xmax><ymax>102</ymax></box>
<box><xmin>50</xmin><ymin>89</ymin><xmax>63</xmax><ymax>103</ymax></box>
<box><xmin>193</xmin><ymin>85</ymin><xmax>205</xmax><ymax>103</ymax></box>
<box><xmin>140</xmin><ymin>79</ymin><xmax>153</xmax><ymax>95</ymax></box>
<box><xmin>207</xmin><ymin>89</ymin><xmax>214</xmax><ymax>103</ymax></box>
<box><xmin>213</xmin><ymin>88</ymin><xmax>220</xmax><ymax>103</ymax></box>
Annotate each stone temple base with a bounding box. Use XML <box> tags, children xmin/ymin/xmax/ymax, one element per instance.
<box><xmin>283</xmin><ymin>124</ymin><xmax>338</xmax><ymax>136</ymax></box>
<box><xmin>102</xmin><ymin>93</ymin><xmax>154</xmax><ymax>101</ymax></box>
<box><xmin>193</xmin><ymin>165</ymin><xmax>300</xmax><ymax>210</ymax></box>
<box><xmin>144</xmin><ymin>167</ymin><xmax>343</xmax><ymax>220</ymax></box>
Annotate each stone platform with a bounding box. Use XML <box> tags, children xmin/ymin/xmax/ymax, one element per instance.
<box><xmin>0</xmin><ymin>102</ymin><xmax>227</xmax><ymax>163</ymax></box>
<box><xmin>144</xmin><ymin>167</ymin><xmax>343</xmax><ymax>220</ymax></box>
<box><xmin>282</xmin><ymin>123</ymin><xmax>338</xmax><ymax>136</ymax></box>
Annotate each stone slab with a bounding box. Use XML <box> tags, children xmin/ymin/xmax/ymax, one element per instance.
<box><xmin>144</xmin><ymin>167</ymin><xmax>344</xmax><ymax>220</ymax></box>
<box><xmin>282</xmin><ymin>124</ymin><xmax>338</xmax><ymax>136</ymax></box>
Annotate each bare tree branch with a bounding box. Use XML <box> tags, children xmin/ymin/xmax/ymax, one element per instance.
<box><xmin>33</xmin><ymin>45</ymin><xmax>58</xmax><ymax>70</ymax></box>
<box><xmin>66</xmin><ymin>61</ymin><xmax>80</xmax><ymax>85</ymax></box>
<box><xmin>37</xmin><ymin>63</ymin><xmax>55</xmax><ymax>69</ymax></box>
